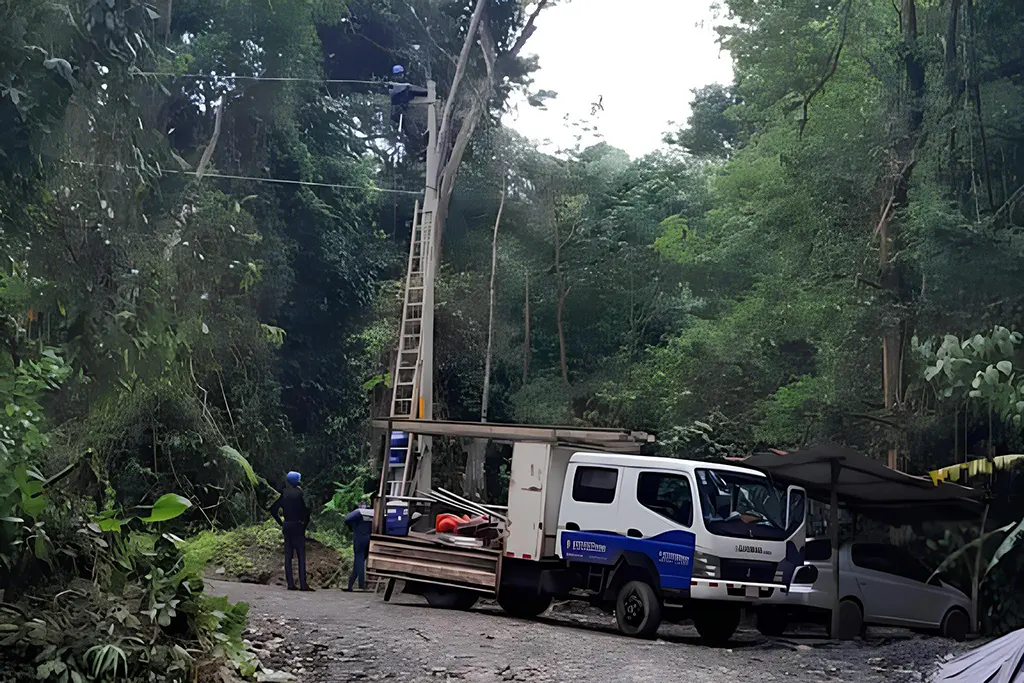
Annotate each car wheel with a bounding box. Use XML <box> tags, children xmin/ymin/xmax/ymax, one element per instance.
<box><xmin>693</xmin><ymin>604</ymin><xmax>741</xmax><ymax>645</ymax></box>
<box><xmin>755</xmin><ymin>606</ymin><xmax>789</xmax><ymax>637</ymax></box>
<box><xmin>423</xmin><ymin>588</ymin><xmax>478</xmax><ymax>610</ymax></box>
<box><xmin>941</xmin><ymin>608</ymin><xmax>970</xmax><ymax>642</ymax></box>
<box><xmin>829</xmin><ymin>599</ymin><xmax>863</xmax><ymax>641</ymax></box>
<box><xmin>614</xmin><ymin>580</ymin><xmax>662</xmax><ymax>639</ymax></box>
<box><xmin>498</xmin><ymin>590</ymin><xmax>552</xmax><ymax>619</ymax></box>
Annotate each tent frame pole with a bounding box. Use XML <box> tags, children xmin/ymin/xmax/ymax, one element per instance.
<box><xmin>830</xmin><ymin>459</ymin><xmax>841</xmax><ymax>640</ymax></box>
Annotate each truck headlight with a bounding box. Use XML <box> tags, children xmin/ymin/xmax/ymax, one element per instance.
<box><xmin>693</xmin><ymin>551</ymin><xmax>720</xmax><ymax>579</ymax></box>
<box><xmin>792</xmin><ymin>565</ymin><xmax>819</xmax><ymax>586</ymax></box>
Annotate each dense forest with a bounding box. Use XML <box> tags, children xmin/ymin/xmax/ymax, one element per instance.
<box><xmin>3</xmin><ymin>0</ymin><xmax>1024</xmax><ymax>679</ymax></box>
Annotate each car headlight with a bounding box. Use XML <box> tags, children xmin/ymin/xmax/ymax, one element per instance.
<box><xmin>693</xmin><ymin>551</ymin><xmax>721</xmax><ymax>579</ymax></box>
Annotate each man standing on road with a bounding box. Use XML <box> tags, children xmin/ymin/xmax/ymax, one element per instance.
<box><xmin>269</xmin><ymin>471</ymin><xmax>314</xmax><ymax>592</ymax></box>
<box><xmin>344</xmin><ymin>496</ymin><xmax>374</xmax><ymax>592</ymax></box>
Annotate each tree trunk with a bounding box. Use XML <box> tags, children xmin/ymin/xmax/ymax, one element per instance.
<box><xmin>965</xmin><ymin>0</ymin><xmax>995</xmax><ymax>209</ymax></box>
<box><xmin>461</xmin><ymin>437</ymin><xmax>487</xmax><ymax>501</ymax></box>
<box><xmin>883</xmin><ymin>0</ymin><xmax>926</xmax><ymax>472</ymax></box>
<box><xmin>162</xmin><ymin>0</ymin><xmax>173</xmax><ymax>42</ymax></box>
<box><xmin>556</xmin><ymin>283</ymin><xmax>570</xmax><ymax>388</ymax></box>
<box><xmin>464</xmin><ymin>176</ymin><xmax>505</xmax><ymax>500</ymax></box>
<box><xmin>553</xmin><ymin>215</ymin><xmax>570</xmax><ymax>388</ymax></box>
<box><xmin>480</xmin><ymin>175</ymin><xmax>506</xmax><ymax>423</ymax></box>
<box><xmin>523</xmin><ymin>272</ymin><xmax>531</xmax><ymax>384</ymax></box>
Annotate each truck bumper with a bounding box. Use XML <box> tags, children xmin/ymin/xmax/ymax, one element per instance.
<box><xmin>689</xmin><ymin>578</ymin><xmax>787</xmax><ymax>602</ymax></box>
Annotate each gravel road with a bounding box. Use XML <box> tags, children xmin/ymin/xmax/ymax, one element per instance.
<box><xmin>207</xmin><ymin>580</ymin><xmax>968</xmax><ymax>683</ymax></box>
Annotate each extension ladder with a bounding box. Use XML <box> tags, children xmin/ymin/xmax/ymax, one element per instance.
<box><xmin>387</xmin><ymin>201</ymin><xmax>433</xmax><ymax>497</ymax></box>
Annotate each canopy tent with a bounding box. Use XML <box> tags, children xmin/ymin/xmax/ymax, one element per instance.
<box><xmin>741</xmin><ymin>444</ymin><xmax>983</xmax><ymax>525</ymax></box>
<box><xmin>737</xmin><ymin>444</ymin><xmax>983</xmax><ymax>640</ymax></box>
<box><xmin>933</xmin><ymin>627</ymin><xmax>1024</xmax><ymax>683</ymax></box>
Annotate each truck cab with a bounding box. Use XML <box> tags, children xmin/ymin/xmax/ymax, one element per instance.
<box><xmin>538</xmin><ymin>453</ymin><xmax>806</xmax><ymax>640</ymax></box>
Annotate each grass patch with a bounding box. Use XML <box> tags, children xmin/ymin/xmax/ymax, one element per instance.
<box><xmin>183</xmin><ymin>520</ymin><xmax>354</xmax><ymax>587</ymax></box>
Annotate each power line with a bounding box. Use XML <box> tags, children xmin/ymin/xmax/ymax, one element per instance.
<box><xmin>67</xmin><ymin>161</ymin><xmax>423</xmax><ymax>196</ymax></box>
<box><xmin>134</xmin><ymin>71</ymin><xmax>397</xmax><ymax>88</ymax></box>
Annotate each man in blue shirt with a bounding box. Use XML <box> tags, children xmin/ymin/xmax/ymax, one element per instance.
<box><xmin>269</xmin><ymin>471</ymin><xmax>313</xmax><ymax>592</ymax></box>
<box><xmin>344</xmin><ymin>497</ymin><xmax>374</xmax><ymax>591</ymax></box>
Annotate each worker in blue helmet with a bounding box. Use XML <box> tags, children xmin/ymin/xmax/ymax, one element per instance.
<box><xmin>344</xmin><ymin>493</ymin><xmax>375</xmax><ymax>591</ymax></box>
<box><xmin>269</xmin><ymin>471</ymin><xmax>313</xmax><ymax>591</ymax></box>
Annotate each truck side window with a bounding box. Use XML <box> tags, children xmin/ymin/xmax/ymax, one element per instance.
<box><xmin>637</xmin><ymin>472</ymin><xmax>693</xmax><ymax>527</ymax></box>
<box><xmin>572</xmin><ymin>467</ymin><xmax>618</xmax><ymax>504</ymax></box>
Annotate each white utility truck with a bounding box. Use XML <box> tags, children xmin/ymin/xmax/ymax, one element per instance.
<box><xmin>368</xmin><ymin>420</ymin><xmax>807</xmax><ymax>644</ymax></box>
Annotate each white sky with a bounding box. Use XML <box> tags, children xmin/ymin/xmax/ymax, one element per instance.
<box><xmin>504</xmin><ymin>0</ymin><xmax>735</xmax><ymax>159</ymax></box>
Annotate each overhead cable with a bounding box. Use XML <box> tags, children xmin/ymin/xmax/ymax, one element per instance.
<box><xmin>67</xmin><ymin>160</ymin><xmax>423</xmax><ymax>196</ymax></box>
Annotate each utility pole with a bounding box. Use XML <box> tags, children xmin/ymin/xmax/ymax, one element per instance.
<box><xmin>415</xmin><ymin>79</ymin><xmax>439</xmax><ymax>496</ymax></box>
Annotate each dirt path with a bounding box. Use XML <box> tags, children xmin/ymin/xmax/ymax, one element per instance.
<box><xmin>207</xmin><ymin>580</ymin><xmax>962</xmax><ymax>683</ymax></box>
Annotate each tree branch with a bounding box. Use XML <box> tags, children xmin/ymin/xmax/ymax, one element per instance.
<box><xmin>508</xmin><ymin>0</ymin><xmax>550</xmax><ymax>58</ymax></box>
<box><xmin>437</xmin><ymin>0</ymin><xmax>488</xmax><ymax>157</ymax></box>
<box><xmin>799</xmin><ymin>0</ymin><xmax>853</xmax><ymax>137</ymax></box>
<box><xmin>195</xmin><ymin>100</ymin><xmax>223</xmax><ymax>181</ymax></box>
<box><xmin>992</xmin><ymin>183</ymin><xmax>1024</xmax><ymax>230</ymax></box>
<box><xmin>478</xmin><ymin>10</ymin><xmax>497</xmax><ymax>82</ymax></box>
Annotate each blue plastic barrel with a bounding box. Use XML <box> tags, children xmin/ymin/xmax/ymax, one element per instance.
<box><xmin>389</xmin><ymin>430</ymin><xmax>409</xmax><ymax>465</ymax></box>
<box><xmin>385</xmin><ymin>500</ymin><xmax>410</xmax><ymax>536</ymax></box>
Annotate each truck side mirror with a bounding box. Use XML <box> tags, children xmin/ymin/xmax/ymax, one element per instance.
<box><xmin>785</xmin><ymin>486</ymin><xmax>806</xmax><ymax>533</ymax></box>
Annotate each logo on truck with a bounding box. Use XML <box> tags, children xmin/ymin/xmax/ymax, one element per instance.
<box><xmin>736</xmin><ymin>544</ymin><xmax>768</xmax><ymax>555</ymax></box>
<box><xmin>566</xmin><ymin>538</ymin><xmax>607</xmax><ymax>553</ymax></box>
<box><xmin>657</xmin><ymin>551</ymin><xmax>690</xmax><ymax>566</ymax></box>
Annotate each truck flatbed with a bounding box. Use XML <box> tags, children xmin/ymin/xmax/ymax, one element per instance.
<box><xmin>367</xmin><ymin>533</ymin><xmax>501</xmax><ymax>595</ymax></box>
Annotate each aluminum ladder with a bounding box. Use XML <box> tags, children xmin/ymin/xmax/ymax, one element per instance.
<box><xmin>387</xmin><ymin>201</ymin><xmax>433</xmax><ymax>497</ymax></box>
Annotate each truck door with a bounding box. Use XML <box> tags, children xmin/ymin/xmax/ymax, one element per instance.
<box><xmin>557</xmin><ymin>463</ymin><xmax>622</xmax><ymax>534</ymax></box>
<box><xmin>623</xmin><ymin>467</ymin><xmax>696</xmax><ymax>538</ymax></box>
<box><xmin>615</xmin><ymin>467</ymin><xmax>698</xmax><ymax>592</ymax></box>
<box><xmin>779</xmin><ymin>485</ymin><xmax>807</xmax><ymax>586</ymax></box>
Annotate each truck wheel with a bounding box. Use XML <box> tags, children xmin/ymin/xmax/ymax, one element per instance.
<box><xmin>755</xmin><ymin>606</ymin><xmax>789</xmax><ymax>637</ymax></box>
<box><xmin>615</xmin><ymin>580</ymin><xmax>662</xmax><ymax>639</ymax></box>
<box><xmin>826</xmin><ymin>599</ymin><xmax>863</xmax><ymax>640</ymax></box>
<box><xmin>423</xmin><ymin>588</ymin><xmax>478</xmax><ymax>611</ymax></box>
<box><xmin>693</xmin><ymin>605</ymin><xmax>741</xmax><ymax>645</ymax></box>
<box><xmin>498</xmin><ymin>590</ymin><xmax>552</xmax><ymax>619</ymax></box>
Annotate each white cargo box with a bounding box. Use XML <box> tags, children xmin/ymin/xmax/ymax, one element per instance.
<box><xmin>504</xmin><ymin>443</ymin><xmax>576</xmax><ymax>560</ymax></box>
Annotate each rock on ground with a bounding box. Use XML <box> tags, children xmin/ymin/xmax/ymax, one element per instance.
<box><xmin>207</xmin><ymin>580</ymin><xmax>972</xmax><ymax>683</ymax></box>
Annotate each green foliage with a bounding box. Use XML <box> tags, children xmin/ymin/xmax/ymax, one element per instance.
<box><xmin>181</xmin><ymin>521</ymin><xmax>283</xmax><ymax>580</ymax></box>
<box><xmin>754</xmin><ymin>376</ymin><xmax>831</xmax><ymax>447</ymax></box>
<box><xmin>915</xmin><ymin>327</ymin><xmax>1024</xmax><ymax>425</ymax></box>
<box><xmin>323</xmin><ymin>467</ymin><xmax>372</xmax><ymax>515</ymax></box>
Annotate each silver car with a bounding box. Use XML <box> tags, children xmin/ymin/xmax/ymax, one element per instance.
<box><xmin>756</xmin><ymin>539</ymin><xmax>971</xmax><ymax>640</ymax></box>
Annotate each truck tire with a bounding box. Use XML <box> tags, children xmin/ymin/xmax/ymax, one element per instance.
<box><xmin>498</xmin><ymin>590</ymin><xmax>552</xmax><ymax>619</ymax></box>
<box><xmin>614</xmin><ymin>580</ymin><xmax>662</xmax><ymax>639</ymax></box>
<box><xmin>423</xmin><ymin>588</ymin><xmax>478</xmax><ymax>611</ymax></box>
<box><xmin>755</xmin><ymin>606</ymin><xmax>789</xmax><ymax>637</ymax></box>
<box><xmin>693</xmin><ymin>604</ymin><xmax>741</xmax><ymax>645</ymax></box>
<box><xmin>825</xmin><ymin>599</ymin><xmax>864</xmax><ymax>640</ymax></box>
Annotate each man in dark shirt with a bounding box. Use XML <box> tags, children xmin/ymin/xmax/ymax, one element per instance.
<box><xmin>344</xmin><ymin>496</ymin><xmax>374</xmax><ymax>591</ymax></box>
<box><xmin>269</xmin><ymin>471</ymin><xmax>313</xmax><ymax>591</ymax></box>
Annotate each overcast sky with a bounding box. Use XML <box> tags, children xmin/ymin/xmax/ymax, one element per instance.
<box><xmin>504</xmin><ymin>0</ymin><xmax>734</xmax><ymax>159</ymax></box>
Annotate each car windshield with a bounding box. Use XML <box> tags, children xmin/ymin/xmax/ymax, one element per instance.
<box><xmin>695</xmin><ymin>469</ymin><xmax>790</xmax><ymax>541</ymax></box>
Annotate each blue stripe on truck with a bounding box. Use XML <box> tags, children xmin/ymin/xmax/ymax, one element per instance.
<box><xmin>558</xmin><ymin>529</ymin><xmax>696</xmax><ymax>591</ymax></box>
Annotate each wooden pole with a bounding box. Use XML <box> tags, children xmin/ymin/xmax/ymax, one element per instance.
<box><xmin>970</xmin><ymin>503</ymin><xmax>989</xmax><ymax>633</ymax></box>
<box><xmin>830</xmin><ymin>459</ymin><xmax>841</xmax><ymax>639</ymax></box>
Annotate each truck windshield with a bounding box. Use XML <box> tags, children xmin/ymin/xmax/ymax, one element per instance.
<box><xmin>695</xmin><ymin>469</ymin><xmax>789</xmax><ymax>541</ymax></box>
